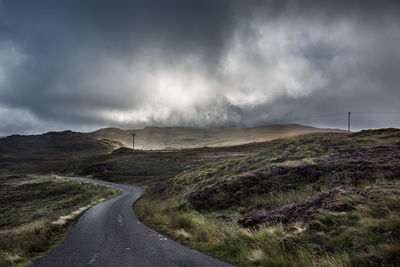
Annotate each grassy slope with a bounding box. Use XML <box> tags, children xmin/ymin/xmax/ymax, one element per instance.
<box><xmin>0</xmin><ymin>175</ymin><xmax>119</xmax><ymax>266</ymax></box>
<box><xmin>135</xmin><ymin>129</ymin><xmax>400</xmax><ymax>266</ymax></box>
<box><xmin>0</xmin><ymin>130</ymin><xmax>123</xmax><ymax>176</ymax></box>
<box><xmin>0</xmin><ymin>124</ymin><xmax>341</xmax><ymax>179</ymax></box>
<box><xmin>58</xmin><ymin>141</ymin><xmax>273</xmax><ymax>186</ymax></box>
<box><xmin>0</xmin><ymin>130</ymin><xmax>122</xmax><ymax>157</ymax></box>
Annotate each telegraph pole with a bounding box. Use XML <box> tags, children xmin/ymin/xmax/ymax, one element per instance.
<box><xmin>348</xmin><ymin>112</ymin><xmax>351</xmax><ymax>132</ymax></box>
<box><xmin>132</xmin><ymin>133</ymin><xmax>136</xmax><ymax>150</ymax></box>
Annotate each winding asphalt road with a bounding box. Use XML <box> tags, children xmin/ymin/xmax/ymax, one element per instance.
<box><xmin>32</xmin><ymin>176</ymin><xmax>232</xmax><ymax>267</ymax></box>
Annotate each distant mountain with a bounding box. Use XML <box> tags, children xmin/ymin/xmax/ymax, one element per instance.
<box><xmin>93</xmin><ymin>124</ymin><xmax>345</xmax><ymax>150</ymax></box>
<box><xmin>0</xmin><ymin>124</ymin><xmax>344</xmax><ymax>160</ymax></box>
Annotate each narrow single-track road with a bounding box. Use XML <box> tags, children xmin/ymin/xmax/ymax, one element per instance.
<box><xmin>32</xmin><ymin>176</ymin><xmax>232</xmax><ymax>267</ymax></box>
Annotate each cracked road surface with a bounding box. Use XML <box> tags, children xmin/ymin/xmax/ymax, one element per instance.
<box><xmin>32</xmin><ymin>176</ymin><xmax>232</xmax><ymax>267</ymax></box>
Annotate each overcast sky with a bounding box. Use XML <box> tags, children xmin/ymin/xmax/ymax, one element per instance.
<box><xmin>0</xmin><ymin>0</ymin><xmax>399</xmax><ymax>136</ymax></box>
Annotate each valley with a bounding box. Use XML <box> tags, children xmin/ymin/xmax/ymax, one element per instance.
<box><xmin>0</xmin><ymin>125</ymin><xmax>399</xmax><ymax>266</ymax></box>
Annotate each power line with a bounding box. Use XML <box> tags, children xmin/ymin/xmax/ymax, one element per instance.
<box><xmin>266</xmin><ymin>113</ymin><xmax>347</xmax><ymax>124</ymax></box>
<box><xmin>262</xmin><ymin>111</ymin><xmax>399</xmax><ymax>129</ymax></box>
<box><xmin>270</xmin><ymin>111</ymin><xmax>399</xmax><ymax>121</ymax></box>
<box><xmin>351</xmin><ymin>111</ymin><xmax>400</xmax><ymax>114</ymax></box>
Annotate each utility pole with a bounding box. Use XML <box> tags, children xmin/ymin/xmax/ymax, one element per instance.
<box><xmin>348</xmin><ymin>112</ymin><xmax>351</xmax><ymax>132</ymax></box>
<box><xmin>132</xmin><ymin>133</ymin><xmax>136</xmax><ymax>150</ymax></box>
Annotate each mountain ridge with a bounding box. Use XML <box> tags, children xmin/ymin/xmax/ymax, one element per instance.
<box><xmin>0</xmin><ymin>124</ymin><xmax>346</xmax><ymax>157</ymax></box>
<box><xmin>94</xmin><ymin>124</ymin><xmax>345</xmax><ymax>150</ymax></box>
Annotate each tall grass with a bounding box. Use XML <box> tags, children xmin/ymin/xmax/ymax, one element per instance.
<box><xmin>136</xmin><ymin>196</ymin><xmax>302</xmax><ymax>265</ymax></box>
<box><xmin>240</xmin><ymin>186</ymin><xmax>329</xmax><ymax>213</ymax></box>
<box><xmin>135</xmin><ymin>183</ymin><xmax>400</xmax><ymax>266</ymax></box>
<box><xmin>136</xmin><ymin>197</ymin><xmax>318</xmax><ymax>266</ymax></box>
<box><xmin>0</xmin><ymin>175</ymin><xmax>119</xmax><ymax>266</ymax></box>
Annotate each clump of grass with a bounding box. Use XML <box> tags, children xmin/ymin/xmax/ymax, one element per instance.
<box><xmin>242</xmin><ymin>187</ymin><xmax>327</xmax><ymax>212</ymax></box>
<box><xmin>175</xmin><ymin>229</ymin><xmax>191</xmax><ymax>240</ymax></box>
<box><xmin>0</xmin><ymin>175</ymin><xmax>119</xmax><ymax>266</ymax></box>
<box><xmin>51</xmin><ymin>203</ymin><xmax>97</xmax><ymax>225</ymax></box>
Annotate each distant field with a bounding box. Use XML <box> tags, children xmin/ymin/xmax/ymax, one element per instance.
<box><xmin>0</xmin><ymin>175</ymin><xmax>119</xmax><ymax>266</ymax></box>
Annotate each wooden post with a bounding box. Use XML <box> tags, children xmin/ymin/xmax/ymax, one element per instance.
<box><xmin>348</xmin><ymin>112</ymin><xmax>351</xmax><ymax>132</ymax></box>
<box><xmin>132</xmin><ymin>134</ymin><xmax>136</xmax><ymax>150</ymax></box>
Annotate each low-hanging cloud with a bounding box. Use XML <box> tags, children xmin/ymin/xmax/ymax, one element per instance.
<box><xmin>0</xmin><ymin>0</ymin><xmax>399</xmax><ymax>136</ymax></box>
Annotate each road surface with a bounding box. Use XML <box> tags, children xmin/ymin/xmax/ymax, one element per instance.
<box><xmin>31</xmin><ymin>176</ymin><xmax>232</xmax><ymax>267</ymax></box>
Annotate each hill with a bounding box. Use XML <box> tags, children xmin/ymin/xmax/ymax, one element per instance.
<box><xmin>94</xmin><ymin>124</ymin><xmax>344</xmax><ymax>150</ymax></box>
<box><xmin>0</xmin><ymin>124</ymin><xmax>341</xmax><ymax>158</ymax></box>
<box><xmin>0</xmin><ymin>130</ymin><xmax>122</xmax><ymax>158</ymax></box>
<box><xmin>134</xmin><ymin>128</ymin><xmax>400</xmax><ymax>266</ymax></box>
<box><xmin>0</xmin><ymin>124</ymin><xmax>344</xmax><ymax>175</ymax></box>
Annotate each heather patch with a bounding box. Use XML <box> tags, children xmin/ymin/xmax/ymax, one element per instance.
<box><xmin>238</xmin><ymin>187</ymin><xmax>359</xmax><ymax>228</ymax></box>
<box><xmin>187</xmin><ymin>145</ymin><xmax>400</xmax><ymax>210</ymax></box>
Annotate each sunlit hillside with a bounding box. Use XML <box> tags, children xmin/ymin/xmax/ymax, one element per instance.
<box><xmin>94</xmin><ymin>124</ymin><xmax>345</xmax><ymax>150</ymax></box>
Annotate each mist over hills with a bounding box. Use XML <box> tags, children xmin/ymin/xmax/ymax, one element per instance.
<box><xmin>0</xmin><ymin>124</ymin><xmax>344</xmax><ymax>160</ymax></box>
<box><xmin>93</xmin><ymin>124</ymin><xmax>345</xmax><ymax>150</ymax></box>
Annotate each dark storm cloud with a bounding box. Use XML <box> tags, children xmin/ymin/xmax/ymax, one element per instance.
<box><xmin>0</xmin><ymin>0</ymin><xmax>399</xmax><ymax>135</ymax></box>
<box><xmin>0</xmin><ymin>0</ymin><xmax>237</xmax><ymax>111</ymax></box>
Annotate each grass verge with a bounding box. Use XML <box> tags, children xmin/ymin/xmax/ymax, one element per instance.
<box><xmin>0</xmin><ymin>174</ymin><xmax>119</xmax><ymax>266</ymax></box>
<box><xmin>135</xmin><ymin>183</ymin><xmax>400</xmax><ymax>266</ymax></box>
